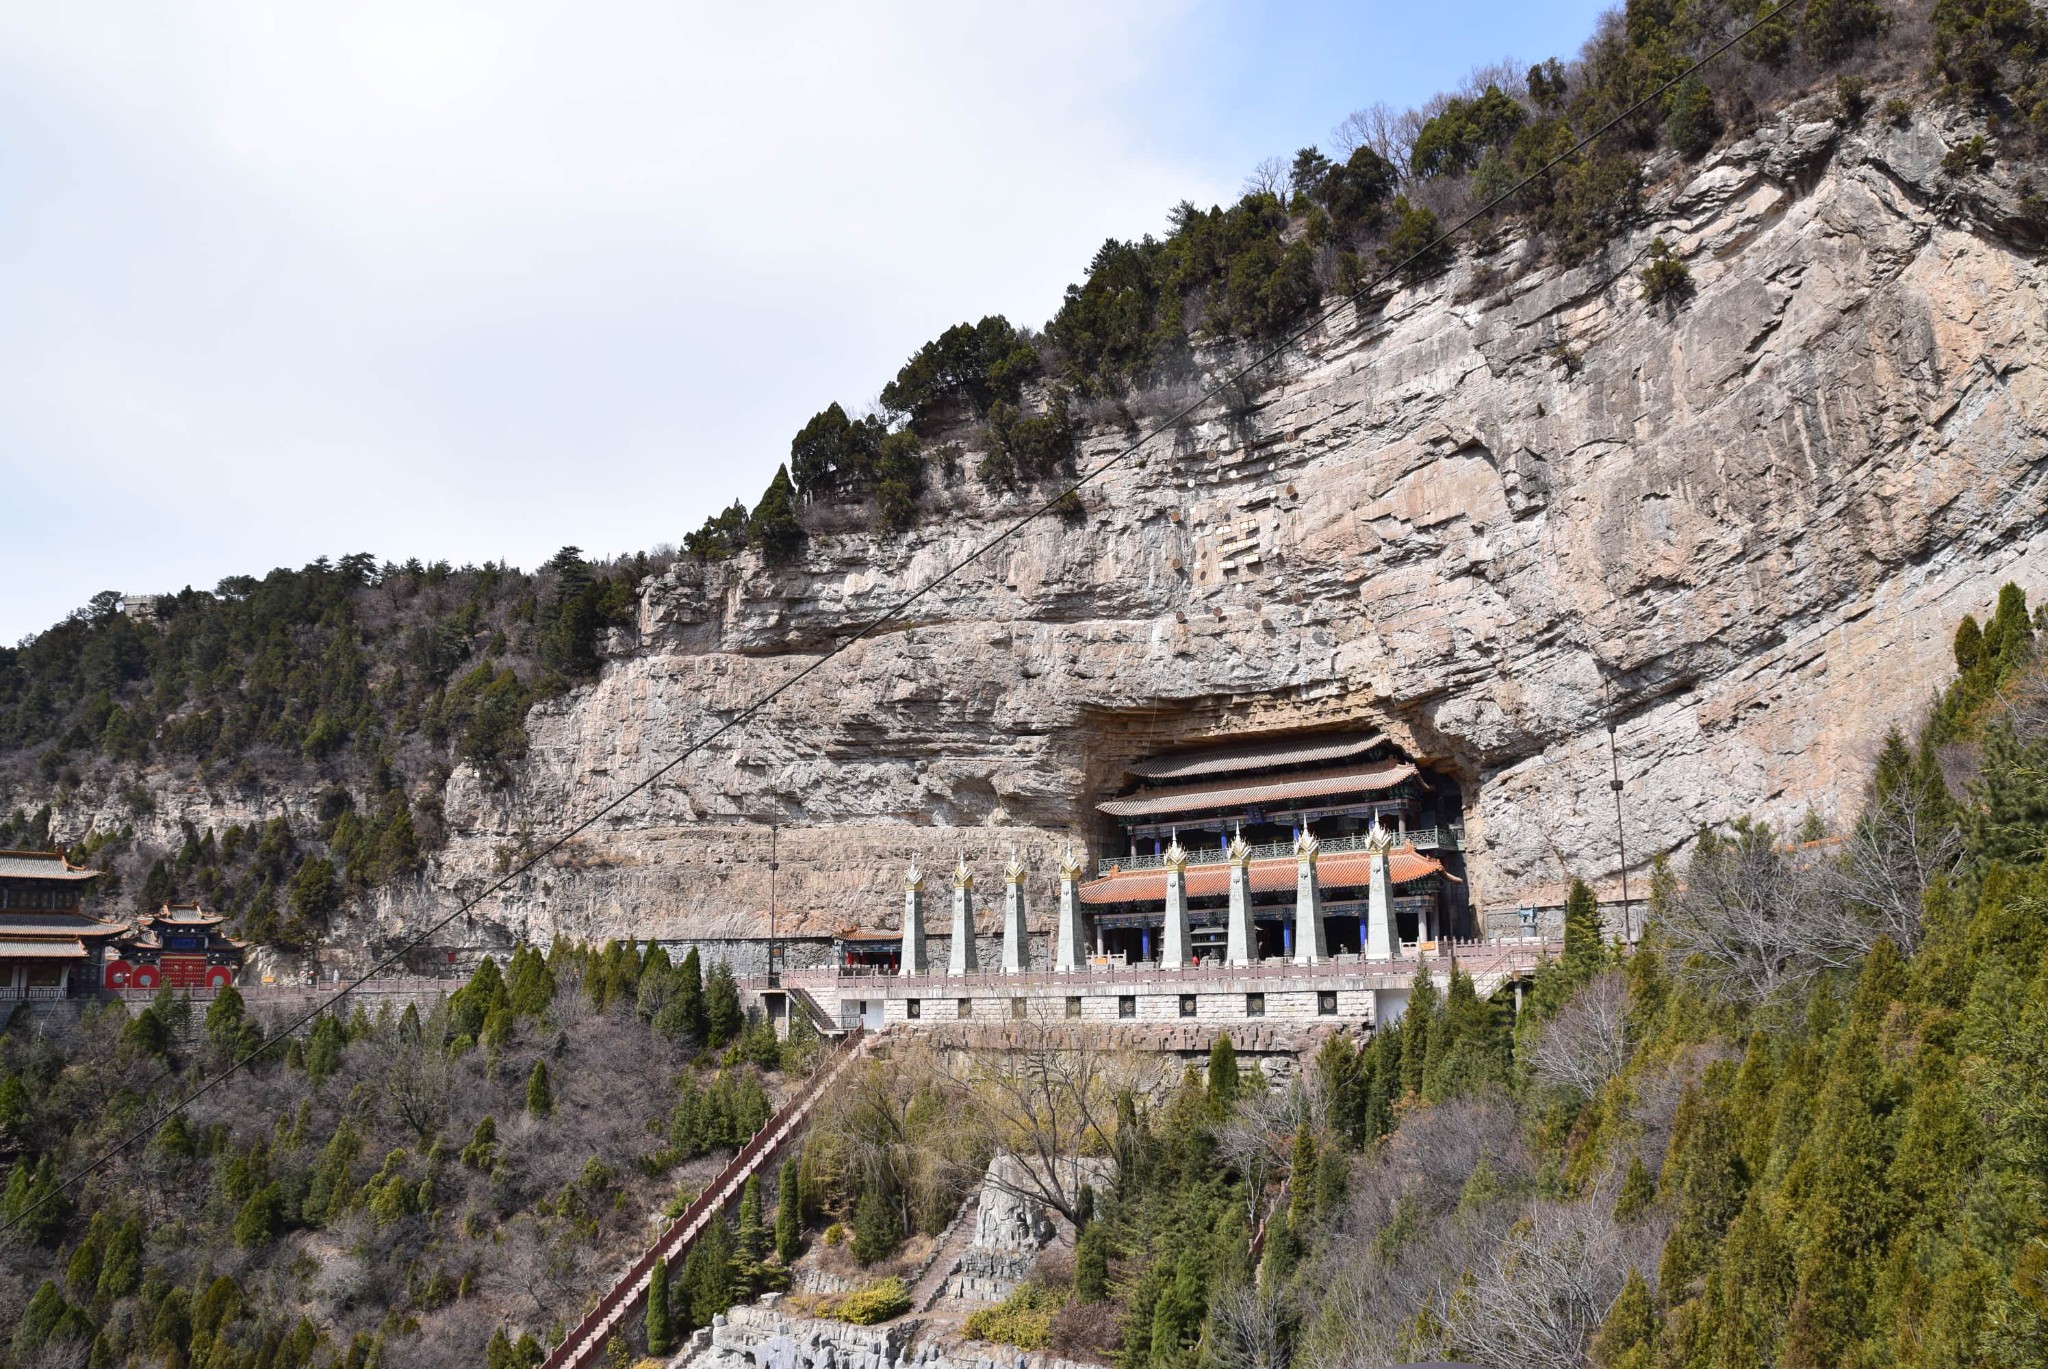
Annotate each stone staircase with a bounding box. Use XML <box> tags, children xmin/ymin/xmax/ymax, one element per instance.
<box><xmin>541</xmin><ymin>1027</ymin><xmax>872</xmax><ymax>1369</ymax></box>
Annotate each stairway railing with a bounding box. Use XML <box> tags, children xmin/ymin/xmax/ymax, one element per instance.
<box><xmin>540</xmin><ymin>1026</ymin><xmax>870</xmax><ymax>1369</ymax></box>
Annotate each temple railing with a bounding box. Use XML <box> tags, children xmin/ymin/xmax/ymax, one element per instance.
<box><xmin>1096</xmin><ymin>825</ymin><xmax>1463</xmax><ymax>875</ymax></box>
<box><xmin>775</xmin><ymin>936</ymin><xmax>1562</xmax><ymax>990</ymax></box>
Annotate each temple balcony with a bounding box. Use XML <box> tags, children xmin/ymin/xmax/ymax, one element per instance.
<box><xmin>1096</xmin><ymin>824</ymin><xmax>1464</xmax><ymax>875</ymax></box>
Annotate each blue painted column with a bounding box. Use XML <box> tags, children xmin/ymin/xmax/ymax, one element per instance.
<box><xmin>1283</xmin><ymin>923</ymin><xmax>1294</xmax><ymax>957</ymax></box>
<box><xmin>1141</xmin><ymin>928</ymin><xmax>1152</xmax><ymax>960</ymax></box>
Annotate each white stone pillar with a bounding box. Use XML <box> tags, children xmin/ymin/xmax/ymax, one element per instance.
<box><xmin>949</xmin><ymin>854</ymin><xmax>979</xmax><ymax>975</ymax></box>
<box><xmin>1225</xmin><ymin>830</ymin><xmax>1258</xmax><ymax>966</ymax></box>
<box><xmin>1160</xmin><ymin>833</ymin><xmax>1191</xmax><ymax>969</ymax></box>
<box><xmin>1055</xmin><ymin>845</ymin><xmax>1088</xmax><ymax>972</ymax></box>
<box><xmin>901</xmin><ymin>859</ymin><xmax>929</xmax><ymax>976</ymax></box>
<box><xmin>1001</xmin><ymin>849</ymin><xmax>1029</xmax><ymax>974</ymax></box>
<box><xmin>1364</xmin><ymin>821</ymin><xmax>1395</xmax><ymax>962</ymax></box>
<box><xmin>1293</xmin><ymin>831</ymin><xmax>1327</xmax><ymax>965</ymax></box>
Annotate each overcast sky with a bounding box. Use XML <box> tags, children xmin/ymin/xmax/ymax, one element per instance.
<box><xmin>0</xmin><ymin>1</ymin><xmax>1612</xmax><ymax>643</ymax></box>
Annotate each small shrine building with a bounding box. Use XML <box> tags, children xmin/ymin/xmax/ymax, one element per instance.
<box><xmin>105</xmin><ymin>904</ymin><xmax>248</xmax><ymax>991</ymax></box>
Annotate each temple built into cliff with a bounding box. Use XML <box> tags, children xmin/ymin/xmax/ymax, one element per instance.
<box><xmin>794</xmin><ymin>731</ymin><xmax>1511</xmax><ymax>1034</ymax></box>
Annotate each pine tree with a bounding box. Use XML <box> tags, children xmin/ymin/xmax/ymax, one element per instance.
<box><xmin>1613</xmin><ymin>1152</ymin><xmax>1655</xmax><ymax>1223</ymax></box>
<box><xmin>775</xmin><ymin>1156</ymin><xmax>801</xmax><ymax>1263</ymax></box>
<box><xmin>1288</xmin><ymin>1128</ymin><xmax>1316</xmax><ymax>1223</ymax></box>
<box><xmin>656</xmin><ymin>947</ymin><xmax>707</xmax><ymax>1043</ymax></box>
<box><xmin>748</xmin><ymin>465</ymin><xmax>804</xmax><ymax>562</ymax></box>
<box><xmin>737</xmin><ymin>1174</ymin><xmax>765</xmax><ymax>1265</ymax></box>
<box><xmin>507</xmin><ymin>943</ymin><xmax>555</xmax><ymax>1017</ymax></box>
<box><xmin>1400</xmin><ymin>970</ymin><xmax>1437</xmax><ymax>1099</ymax></box>
<box><xmin>684</xmin><ymin>1219</ymin><xmax>738</xmax><ymax>1327</ymax></box>
<box><xmin>645</xmin><ymin>1257</ymin><xmax>673</xmax><ymax>1356</ymax></box>
<box><xmin>851</xmin><ymin>1183</ymin><xmax>902</xmax><ymax>1266</ymax></box>
<box><xmin>525</xmin><ymin>1059</ymin><xmax>553</xmax><ymax>1117</ymax></box>
<box><xmin>705</xmin><ymin>962</ymin><xmax>743</xmax><ymax>1048</ymax></box>
<box><xmin>1590</xmin><ymin>1267</ymin><xmax>1657</xmax><ymax>1368</ymax></box>
<box><xmin>1207</xmin><ymin>1034</ymin><xmax>1241</xmax><ymax>1111</ymax></box>
<box><xmin>1563</xmin><ymin>877</ymin><xmax>1604</xmax><ymax>981</ymax></box>
<box><xmin>1075</xmin><ymin>1220</ymin><xmax>1111</xmax><ymax>1301</ymax></box>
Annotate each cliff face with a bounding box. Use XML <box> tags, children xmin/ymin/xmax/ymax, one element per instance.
<box><xmin>81</xmin><ymin>97</ymin><xmax>2046</xmax><ymax>960</ymax></box>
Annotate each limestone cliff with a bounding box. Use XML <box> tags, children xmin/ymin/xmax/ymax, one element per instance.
<box><xmin>78</xmin><ymin>96</ymin><xmax>2048</xmax><ymax>961</ymax></box>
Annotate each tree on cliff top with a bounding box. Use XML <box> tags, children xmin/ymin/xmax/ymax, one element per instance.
<box><xmin>748</xmin><ymin>465</ymin><xmax>803</xmax><ymax>563</ymax></box>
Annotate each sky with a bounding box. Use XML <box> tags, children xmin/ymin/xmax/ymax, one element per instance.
<box><xmin>0</xmin><ymin>1</ymin><xmax>1614</xmax><ymax>644</ymax></box>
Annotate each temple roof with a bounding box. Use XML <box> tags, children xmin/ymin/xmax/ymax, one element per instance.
<box><xmin>1126</xmin><ymin>733</ymin><xmax>1388</xmax><ymax>782</ymax></box>
<box><xmin>0</xmin><ymin>911</ymin><xmax>126</xmax><ymax>939</ymax></box>
<box><xmin>0</xmin><ymin>939</ymin><xmax>89</xmax><ymax>959</ymax></box>
<box><xmin>833</xmin><ymin>929</ymin><xmax>904</xmax><ymax>944</ymax></box>
<box><xmin>1078</xmin><ymin>847</ymin><xmax>1451</xmax><ymax>905</ymax></box>
<box><xmin>0</xmin><ymin>850</ymin><xmax>102</xmax><ymax>882</ymax></box>
<box><xmin>1097</xmin><ymin>761</ymin><xmax>1418</xmax><ymax>819</ymax></box>
<box><xmin>141</xmin><ymin>903</ymin><xmax>228</xmax><ymax>926</ymax></box>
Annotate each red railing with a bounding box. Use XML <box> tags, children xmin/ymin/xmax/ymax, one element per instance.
<box><xmin>541</xmin><ymin>1026</ymin><xmax>870</xmax><ymax>1369</ymax></box>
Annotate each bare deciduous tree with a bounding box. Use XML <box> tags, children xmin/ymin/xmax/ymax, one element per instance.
<box><xmin>1657</xmin><ymin>823</ymin><xmax>1876</xmax><ymax>1006</ymax></box>
<box><xmin>1438</xmin><ymin>1201</ymin><xmax>1656</xmax><ymax>1369</ymax></box>
<box><xmin>946</xmin><ymin>1018</ymin><xmax>1161</xmax><ymax>1226</ymax></box>
<box><xmin>1243</xmin><ymin>156</ymin><xmax>1290</xmax><ymax>198</ymax></box>
<box><xmin>1330</xmin><ymin>102</ymin><xmax>1416</xmax><ymax>173</ymax></box>
<box><xmin>1208</xmin><ymin>1283</ymin><xmax>1292</xmax><ymax>1369</ymax></box>
<box><xmin>1823</xmin><ymin>795</ymin><xmax>1963</xmax><ymax>953</ymax></box>
<box><xmin>1214</xmin><ymin>1080</ymin><xmax>1310</xmax><ymax>1227</ymax></box>
<box><xmin>1528</xmin><ymin>971</ymin><xmax>1631</xmax><ymax>1099</ymax></box>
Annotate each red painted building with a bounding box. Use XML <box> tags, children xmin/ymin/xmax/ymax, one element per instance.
<box><xmin>105</xmin><ymin>904</ymin><xmax>248</xmax><ymax>991</ymax></box>
<box><xmin>0</xmin><ymin>850</ymin><xmax>123</xmax><ymax>1000</ymax></box>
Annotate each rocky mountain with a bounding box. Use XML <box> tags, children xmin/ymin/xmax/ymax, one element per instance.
<box><xmin>409</xmin><ymin>94</ymin><xmax>2046</xmax><ymax>951</ymax></box>
<box><xmin>19</xmin><ymin>93</ymin><xmax>2046</xmax><ymax>965</ymax></box>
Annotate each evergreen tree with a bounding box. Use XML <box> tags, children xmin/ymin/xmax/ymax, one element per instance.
<box><xmin>1075</xmin><ymin>1220</ymin><xmax>1111</xmax><ymax>1301</ymax></box>
<box><xmin>1613</xmin><ymin>1152</ymin><xmax>1655</xmax><ymax>1223</ymax></box>
<box><xmin>736</xmin><ymin>1174</ymin><xmax>765</xmax><ymax>1265</ymax></box>
<box><xmin>645</xmin><ymin>1257</ymin><xmax>673</xmax><ymax>1356</ymax></box>
<box><xmin>525</xmin><ymin>1059</ymin><xmax>554</xmax><ymax>1116</ymax></box>
<box><xmin>656</xmin><ymin>947</ymin><xmax>707</xmax><ymax>1043</ymax></box>
<box><xmin>1207</xmin><ymin>1033</ymin><xmax>1241</xmax><ymax>1111</ymax></box>
<box><xmin>1399</xmin><ymin>970</ymin><xmax>1438</xmax><ymax>1098</ymax></box>
<box><xmin>748</xmin><ymin>465</ymin><xmax>804</xmax><ymax>563</ymax></box>
<box><xmin>1590</xmin><ymin>1267</ymin><xmax>1657</xmax><ymax>1368</ymax></box>
<box><xmin>507</xmin><ymin>942</ymin><xmax>555</xmax><ymax>1016</ymax></box>
<box><xmin>775</xmin><ymin>1157</ymin><xmax>801</xmax><ymax>1263</ymax></box>
<box><xmin>852</xmin><ymin>1183</ymin><xmax>903</xmax><ymax>1266</ymax></box>
<box><xmin>705</xmin><ymin>961</ymin><xmax>743</xmax><ymax>1048</ymax></box>
<box><xmin>683</xmin><ymin>1218</ymin><xmax>738</xmax><ymax>1327</ymax></box>
<box><xmin>1562</xmin><ymin>877</ymin><xmax>1604</xmax><ymax>981</ymax></box>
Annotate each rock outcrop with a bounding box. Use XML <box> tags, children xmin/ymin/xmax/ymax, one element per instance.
<box><xmin>417</xmin><ymin>97</ymin><xmax>2045</xmax><ymax>950</ymax></box>
<box><xmin>60</xmin><ymin>97</ymin><xmax>2044</xmax><ymax>963</ymax></box>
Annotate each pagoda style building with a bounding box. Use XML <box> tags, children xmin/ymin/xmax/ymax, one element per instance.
<box><xmin>0</xmin><ymin>850</ymin><xmax>123</xmax><ymax>1000</ymax></box>
<box><xmin>106</xmin><ymin>904</ymin><xmax>248</xmax><ymax>991</ymax></box>
<box><xmin>1079</xmin><ymin>731</ymin><xmax>1467</xmax><ymax>962</ymax></box>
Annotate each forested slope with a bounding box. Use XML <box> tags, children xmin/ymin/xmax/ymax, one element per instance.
<box><xmin>0</xmin><ymin>942</ymin><xmax>814</xmax><ymax>1368</ymax></box>
<box><xmin>1250</xmin><ymin>585</ymin><xmax>2048</xmax><ymax>1367</ymax></box>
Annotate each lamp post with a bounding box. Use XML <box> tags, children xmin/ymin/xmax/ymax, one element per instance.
<box><xmin>1606</xmin><ymin>714</ymin><xmax>1633</xmax><ymax>944</ymax></box>
<box><xmin>768</xmin><ymin>822</ymin><xmax>780</xmax><ymax>986</ymax></box>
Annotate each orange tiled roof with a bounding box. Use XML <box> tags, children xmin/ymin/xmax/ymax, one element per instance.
<box><xmin>1078</xmin><ymin>847</ymin><xmax>1449</xmax><ymax>905</ymax></box>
